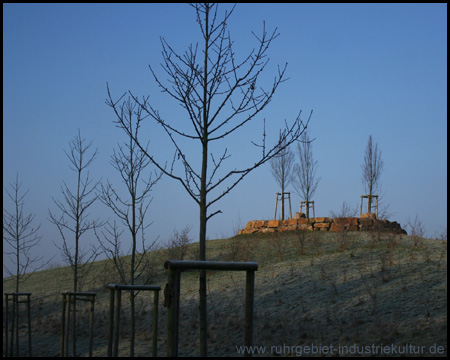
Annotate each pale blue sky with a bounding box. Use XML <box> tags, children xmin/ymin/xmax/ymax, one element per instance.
<box><xmin>3</xmin><ymin>3</ymin><xmax>447</xmax><ymax>274</ymax></box>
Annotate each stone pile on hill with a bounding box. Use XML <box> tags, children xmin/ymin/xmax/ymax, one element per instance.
<box><xmin>237</xmin><ymin>213</ymin><xmax>407</xmax><ymax>235</ymax></box>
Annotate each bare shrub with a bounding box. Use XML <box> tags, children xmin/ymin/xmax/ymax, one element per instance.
<box><xmin>336</xmin><ymin>227</ymin><xmax>351</xmax><ymax>251</ymax></box>
<box><xmin>369</xmin><ymin>221</ymin><xmax>384</xmax><ymax>247</ymax></box>
<box><xmin>165</xmin><ymin>225</ymin><xmax>193</xmax><ymax>260</ymax></box>
<box><xmin>229</xmin><ymin>236</ymin><xmax>241</xmax><ymax>261</ymax></box>
<box><xmin>436</xmin><ymin>227</ymin><xmax>447</xmax><ymax>243</ymax></box>
<box><xmin>378</xmin><ymin>249</ymin><xmax>394</xmax><ymax>282</ymax></box>
<box><xmin>329</xmin><ymin>201</ymin><xmax>358</xmax><ymax>218</ymax></box>
<box><xmin>406</xmin><ymin>215</ymin><xmax>425</xmax><ymax>247</ymax></box>
<box><xmin>384</xmin><ymin>231</ymin><xmax>399</xmax><ymax>249</ymax></box>
<box><xmin>359</xmin><ymin>270</ymin><xmax>378</xmax><ymax>315</ymax></box>
<box><xmin>240</xmin><ymin>237</ymin><xmax>259</xmax><ymax>262</ymax></box>
<box><xmin>267</xmin><ymin>233</ymin><xmax>289</xmax><ymax>261</ymax></box>
<box><xmin>296</xmin><ymin>230</ymin><xmax>307</xmax><ymax>256</ymax></box>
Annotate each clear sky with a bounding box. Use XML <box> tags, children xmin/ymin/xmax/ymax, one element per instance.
<box><xmin>3</xmin><ymin>3</ymin><xmax>447</xmax><ymax>275</ymax></box>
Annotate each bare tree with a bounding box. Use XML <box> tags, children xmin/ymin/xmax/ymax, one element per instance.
<box><xmin>3</xmin><ymin>174</ymin><xmax>49</xmax><ymax>292</ymax></box>
<box><xmin>48</xmin><ymin>130</ymin><xmax>102</xmax><ymax>357</ymax></box>
<box><xmin>49</xmin><ymin>130</ymin><xmax>101</xmax><ymax>291</ymax></box>
<box><xmin>96</xmin><ymin>97</ymin><xmax>161</xmax><ymax>356</ymax></box>
<box><xmin>270</xmin><ymin>133</ymin><xmax>295</xmax><ymax>220</ymax></box>
<box><xmin>361</xmin><ymin>135</ymin><xmax>384</xmax><ymax>214</ymax></box>
<box><xmin>293</xmin><ymin>130</ymin><xmax>321</xmax><ymax>218</ymax></box>
<box><xmin>107</xmin><ymin>4</ymin><xmax>311</xmax><ymax>355</ymax></box>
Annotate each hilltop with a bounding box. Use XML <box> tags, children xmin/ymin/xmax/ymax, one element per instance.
<box><xmin>2</xmin><ymin>230</ymin><xmax>447</xmax><ymax>357</ymax></box>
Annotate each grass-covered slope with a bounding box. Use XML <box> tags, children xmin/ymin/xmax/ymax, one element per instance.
<box><xmin>3</xmin><ymin>231</ymin><xmax>447</xmax><ymax>357</ymax></box>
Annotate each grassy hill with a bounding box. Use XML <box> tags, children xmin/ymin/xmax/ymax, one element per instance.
<box><xmin>3</xmin><ymin>230</ymin><xmax>447</xmax><ymax>357</ymax></box>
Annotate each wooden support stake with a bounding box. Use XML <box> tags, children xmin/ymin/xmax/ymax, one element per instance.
<box><xmin>274</xmin><ymin>193</ymin><xmax>279</xmax><ymax>220</ymax></box>
<box><xmin>245</xmin><ymin>270</ymin><xmax>255</xmax><ymax>357</ymax></box>
<box><xmin>164</xmin><ymin>260</ymin><xmax>258</xmax><ymax>357</ymax></box>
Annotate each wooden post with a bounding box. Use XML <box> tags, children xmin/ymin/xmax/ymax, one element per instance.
<box><xmin>88</xmin><ymin>295</ymin><xmax>95</xmax><ymax>357</ymax></box>
<box><xmin>26</xmin><ymin>294</ymin><xmax>32</xmax><ymax>357</ymax></box>
<box><xmin>107</xmin><ymin>288</ymin><xmax>114</xmax><ymax>357</ymax></box>
<box><xmin>164</xmin><ymin>260</ymin><xmax>258</xmax><ymax>357</ymax></box>
<box><xmin>376</xmin><ymin>196</ymin><xmax>379</xmax><ymax>218</ymax></box>
<box><xmin>167</xmin><ymin>269</ymin><xmax>181</xmax><ymax>357</ymax></box>
<box><xmin>274</xmin><ymin>193</ymin><xmax>279</xmax><ymax>220</ymax></box>
<box><xmin>288</xmin><ymin>193</ymin><xmax>292</xmax><ymax>219</ymax></box>
<box><xmin>64</xmin><ymin>294</ymin><xmax>71</xmax><ymax>357</ymax></box>
<box><xmin>152</xmin><ymin>291</ymin><xmax>159</xmax><ymax>358</ymax></box>
<box><xmin>14</xmin><ymin>294</ymin><xmax>18</xmax><ymax>357</ymax></box>
<box><xmin>5</xmin><ymin>294</ymin><xmax>9</xmax><ymax>357</ymax></box>
<box><xmin>244</xmin><ymin>270</ymin><xmax>255</xmax><ymax>357</ymax></box>
<box><xmin>60</xmin><ymin>293</ymin><xmax>66</xmax><ymax>357</ymax></box>
<box><xmin>106</xmin><ymin>285</ymin><xmax>160</xmax><ymax>357</ymax></box>
<box><xmin>113</xmin><ymin>288</ymin><xmax>122</xmax><ymax>357</ymax></box>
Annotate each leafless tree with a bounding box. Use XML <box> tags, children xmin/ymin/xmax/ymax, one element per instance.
<box><xmin>96</xmin><ymin>98</ymin><xmax>161</xmax><ymax>356</ymax></box>
<box><xmin>48</xmin><ymin>130</ymin><xmax>102</xmax><ymax>356</ymax></box>
<box><xmin>293</xmin><ymin>131</ymin><xmax>321</xmax><ymax>218</ymax></box>
<box><xmin>107</xmin><ymin>4</ymin><xmax>311</xmax><ymax>355</ymax></box>
<box><xmin>270</xmin><ymin>133</ymin><xmax>295</xmax><ymax>220</ymax></box>
<box><xmin>361</xmin><ymin>135</ymin><xmax>384</xmax><ymax>214</ymax></box>
<box><xmin>49</xmin><ymin>130</ymin><xmax>101</xmax><ymax>292</ymax></box>
<box><xmin>3</xmin><ymin>174</ymin><xmax>49</xmax><ymax>292</ymax></box>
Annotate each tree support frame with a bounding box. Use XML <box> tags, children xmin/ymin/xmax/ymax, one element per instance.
<box><xmin>163</xmin><ymin>260</ymin><xmax>258</xmax><ymax>357</ymax></box>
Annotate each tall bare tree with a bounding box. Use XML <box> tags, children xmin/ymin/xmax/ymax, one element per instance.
<box><xmin>293</xmin><ymin>130</ymin><xmax>320</xmax><ymax>218</ymax></box>
<box><xmin>270</xmin><ymin>133</ymin><xmax>295</xmax><ymax>220</ymax></box>
<box><xmin>49</xmin><ymin>130</ymin><xmax>101</xmax><ymax>292</ymax></box>
<box><xmin>48</xmin><ymin>130</ymin><xmax>102</xmax><ymax>357</ymax></box>
<box><xmin>361</xmin><ymin>134</ymin><xmax>384</xmax><ymax>214</ymax></box>
<box><xmin>3</xmin><ymin>174</ymin><xmax>48</xmax><ymax>292</ymax></box>
<box><xmin>96</xmin><ymin>97</ymin><xmax>161</xmax><ymax>356</ymax></box>
<box><xmin>107</xmin><ymin>4</ymin><xmax>312</xmax><ymax>355</ymax></box>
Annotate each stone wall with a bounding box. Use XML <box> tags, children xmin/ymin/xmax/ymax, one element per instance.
<box><xmin>237</xmin><ymin>216</ymin><xmax>407</xmax><ymax>235</ymax></box>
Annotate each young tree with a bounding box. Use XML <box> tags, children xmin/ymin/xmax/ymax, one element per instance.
<box><xmin>3</xmin><ymin>174</ymin><xmax>48</xmax><ymax>292</ymax></box>
<box><xmin>96</xmin><ymin>97</ymin><xmax>161</xmax><ymax>356</ymax></box>
<box><xmin>270</xmin><ymin>133</ymin><xmax>295</xmax><ymax>220</ymax></box>
<box><xmin>107</xmin><ymin>4</ymin><xmax>312</xmax><ymax>355</ymax></box>
<box><xmin>361</xmin><ymin>135</ymin><xmax>384</xmax><ymax>214</ymax></box>
<box><xmin>293</xmin><ymin>130</ymin><xmax>321</xmax><ymax>218</ymax></box>
<box><xmin>49</xmin><ymin>130</ymin><xmax>102</xmax><ymax>357</ymax></box>
<box><xmin>49</xmin><ymin>130</ymin><xmax>101</xmax><ymax>293</ymax></box>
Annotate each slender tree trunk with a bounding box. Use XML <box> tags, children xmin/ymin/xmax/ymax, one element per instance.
<box><xmin>368</xmin><ymin>184</ymin><xmax>373</xmax><ymax>213</ymax></box>
<box><xmin>199</xmin><ymin>6</ymin><xmax>209</xmax><ymax>355</ymax></box>
<box><xmin>73</xmin><ymin>166</ymin><xmax>82</xmax><ymax>357</ymax></box>
<box><xmin>199</xmin><ymin>142</ymin><xmax>208</xmax><ymax>357</ymax></box>
<box><xmin>130</xmin><ymin>200</ymin><xmax>136</xmax><ymax>356</ymax></box>
<box><xmin>305</xmin><ymin>195</ymin><xmax>310</xmax><ymax>219</ymax></box>
<box><xmin>130</xmin><ymin>138</ymin><xmax>136</xmax><ymax>357</ymax></box>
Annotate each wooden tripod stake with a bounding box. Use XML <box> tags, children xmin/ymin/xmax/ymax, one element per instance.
<box><xmin>274</xmin><ymin>192</ymin><xmax>292</xmax><ymax>220</ymax></box>
<box><xmin>360</xmin><ymin>195</ymin><xmax>378</xmax><ymax>217</ymax></box>
<box><xmin>300</xmin><ymin>201</ymin><xmax>315</xmax><ymax>219</ymax></box>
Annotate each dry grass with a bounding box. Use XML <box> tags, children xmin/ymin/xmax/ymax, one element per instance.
<box><xmin>3</xmin><ymin>231</ymin><xmax>447</xmax><ymax>357</ymax></box>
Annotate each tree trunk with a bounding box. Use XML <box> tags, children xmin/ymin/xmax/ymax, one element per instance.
<box><xmin>305</xmin><ymin>196</ymin><xmax>310</xmax><ymax>219</ymax></box>
<box><xmin>130</xmin><ymin>179</ymin><xmax>136</xmax><ymax>357</ymax></box>
<box><xmin>199</xmin><ymin>6</ymin><xmax>209</xmax><ymax>356</ymax></box>
<box><xmin>199</xmin><ymin>144</ymin><xmax>208</xmax><ymax>357</ymax></box>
